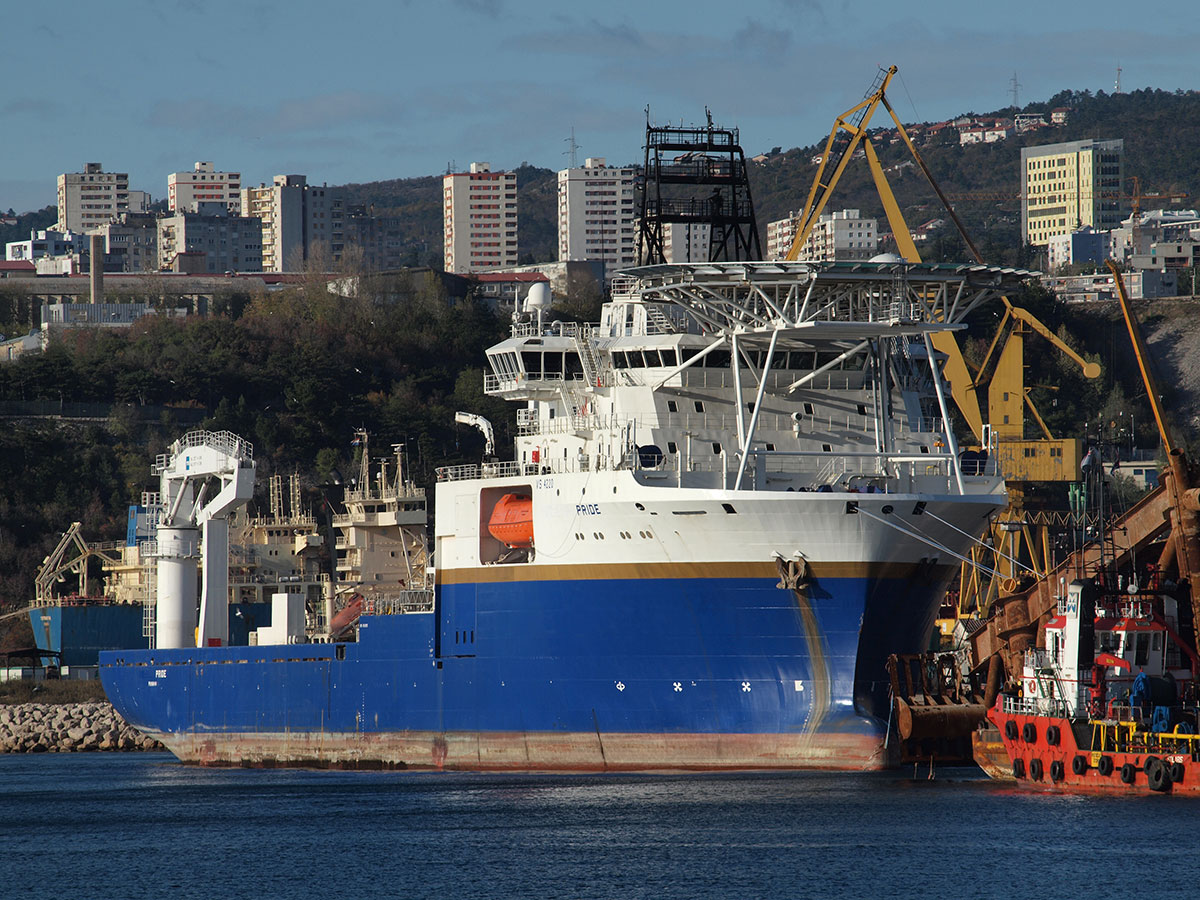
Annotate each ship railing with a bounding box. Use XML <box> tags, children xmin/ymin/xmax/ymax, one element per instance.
<box><xmin>1002</xmin><ymin>694</ymin><xmax>1076</xmax><ymax>718</ymax></box>
<box><xmin>437</xmin><ymin>461</ymin><xmax>524</xmax><ymax>482</ymax></box>
<box><xmin>436</xmin><ymin>448</ymin><xmax>976</xmax><ymax>491</ymax></box>
<box><xmin>364</xmin><ymin>590</ymin><xmax>435</xmax><ymax>615</ymax></box>
<box><xmin>1026</xmin><ymin>648</ymin><xmax>1057</xmax><ymax>670</ymax></box>
<box><xmin>510</xmin><ymin>321</ymin><xmax>589</xmax><ymax>340</ymax></box>
<box><xmin>485</xmin><ymin>371</ymin><xmax>590</xmax><ymax>395</ymax></box>
<box><xmin>153</xmin><ymin>430</ymin><xmax>253</xmax><ymax>472</ymax></box>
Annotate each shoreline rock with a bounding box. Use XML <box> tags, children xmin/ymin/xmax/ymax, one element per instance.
<box><xmin>0</xmin><ymin>701</ymin><xmax>164</xmax><ymax>753</ymax></box>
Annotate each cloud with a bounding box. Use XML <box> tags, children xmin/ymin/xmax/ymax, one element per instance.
<box><xmin>2</xmin><ymin>99</ymin><xmax>61</xmax><ymax>117</ymax></box>
<box><xmin>146</xmin><ymin>92</ymin><xmax>408</xmax><ymax>137</ymax></box>
<box><xmin>452</xmin><ymin>0</ymin><xmax>502</xmax><ymax>16</ymax></box>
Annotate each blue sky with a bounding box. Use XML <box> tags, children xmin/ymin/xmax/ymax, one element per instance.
<box><xmin>3</xmin><ymin>0</ymin><xmax>1196</xmax><ymax>215</ymax></box>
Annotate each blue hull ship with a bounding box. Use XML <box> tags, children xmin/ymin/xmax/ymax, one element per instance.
<box><xmin>102</xmin><ymin>261</ymin><xmax>1033</xmax><ymax>770</ymax></box>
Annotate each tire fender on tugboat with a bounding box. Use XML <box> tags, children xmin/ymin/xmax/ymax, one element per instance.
<box><xmin>1146</xmin><ymin>757</ymin><xmax>1170</xmax><ymax>792</ymax></box>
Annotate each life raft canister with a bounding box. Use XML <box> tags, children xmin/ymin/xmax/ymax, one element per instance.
<box><xmin>488</xmin><ymin>493</ymin><xmax>534</xmax><ymax>549</ymax></box>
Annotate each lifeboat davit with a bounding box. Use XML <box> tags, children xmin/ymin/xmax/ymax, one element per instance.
<box><xmin>488</xmin><ymin>493</ymin><xmax>534</xmax><ymax>548</ymax></box>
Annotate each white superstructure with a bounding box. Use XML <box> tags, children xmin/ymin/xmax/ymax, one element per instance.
<box><xmin>437</xmin><ymin>261</ymin><xmax>1035</xmax><ymax>581</ymax></box>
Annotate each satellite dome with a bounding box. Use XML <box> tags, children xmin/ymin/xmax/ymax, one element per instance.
<box><xmin>525</xmin><ymin>282</ymin><xmax>552</xmax><ymax>312</ymax></box>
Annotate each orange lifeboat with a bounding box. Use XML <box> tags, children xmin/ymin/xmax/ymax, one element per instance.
<box><xmin>488</xmin><ymin>493</ymin><xmax>534</xmax><ymax>548</ymax></box>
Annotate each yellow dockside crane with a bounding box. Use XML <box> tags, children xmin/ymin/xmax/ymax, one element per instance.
<box><xmin>787</xmin><ymin>65</ymin><xmax>1103</xmax><ymax>621</ymax></box>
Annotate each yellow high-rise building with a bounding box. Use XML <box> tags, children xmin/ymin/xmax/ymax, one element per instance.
<box><xmin>1021</xmin><ymin>139</ymin><xmax>1124</xmax><ymax>246</ymax></box>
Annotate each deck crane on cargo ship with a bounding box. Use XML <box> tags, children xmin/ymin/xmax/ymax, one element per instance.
<box><xmin>151</xmin><ymin>431</ymin><xmax>255</xmax><ymax>650</ymax></box>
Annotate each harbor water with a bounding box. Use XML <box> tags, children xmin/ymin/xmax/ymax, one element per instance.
<box><xmin>4</xmin><ymin>754</ymin><xmax>1200</xmax><ymax>899</ymax></box>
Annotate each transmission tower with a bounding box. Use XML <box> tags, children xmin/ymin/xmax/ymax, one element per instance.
<box><xmin>563</xmin><ymin>127</ymin><xmax>581</xmax><ymax>168</ymax></box>
<box><xmin>1009</xmin><ymin>72</ymin><xmax>1021</xmax><ymax>110</ymax></box>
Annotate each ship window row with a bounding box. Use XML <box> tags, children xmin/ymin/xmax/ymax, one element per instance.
<box><xmin>613</xmin><ymin>348</ymin><xmax>866</xmax><ymax>371</ymax></box>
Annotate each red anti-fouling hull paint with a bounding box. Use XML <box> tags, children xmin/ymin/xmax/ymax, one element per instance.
<box><xmin>153</xmin><ymin>729</ymin><xmax>888</xmax><ymax>772</ymax></box>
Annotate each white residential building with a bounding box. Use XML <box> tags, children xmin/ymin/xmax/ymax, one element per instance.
<box><xmin>787</xmin><ymin>209</ymin><xmax>878</xmax><ymax>262</ymax></box>
<box><xmin>159</xmin><ymin>202</ymin><xmax>263</xmax><ymax>273</ymax></box>
<box><xmin>443</xmin><ymin>162</ymin><xmax>518</xmax><ymax>274</ymax></box>
<box><xmin>557</xmin><ymin>157</ymin><xmax>637</xmax><ymax>268</ymax></box>
<box><xmin>661</xmin><ymin>223</ymin><xmax>710</xmax><ymax>263</ymax></box>
<box><xmin>766</xmin><ymin>214</ymin><xmax>799</xmax><ymax>260</ymax></box>
<box><xmin>168</xmin><ymin>162</ymin><xmax>242</xmax><ymax>214</ymax></box>
<box><xmin>240</xmin><ymin>175</ymin><xmax>344</xmax><ymax>272</ymax></box>
<box><xmin>6</xmin><ymin>229</ymin><xmax>87</xmax><ymax>262</ymax></box>
<box><xmin>56</xmin><ymin>163</ymin><xmax>148</xmax><ymax>232</ymax></box>
<box><xmin>92</xmin><ymin>213</ymin><xmax>160</xmax><ymax>273</ymax></box>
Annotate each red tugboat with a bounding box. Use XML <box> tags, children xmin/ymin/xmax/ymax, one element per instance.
<box><xmin>988</xmin><ymin>578</ymin><xmax>1200</xmax><ymax>794</ymax></box>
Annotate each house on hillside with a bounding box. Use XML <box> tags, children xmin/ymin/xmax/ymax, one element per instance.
<box><xmin>1051</xmin><ymin>107</ymin><xmax>1071</xmax><ymax>125</ymax></box>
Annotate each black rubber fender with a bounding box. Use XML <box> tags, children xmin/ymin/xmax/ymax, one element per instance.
<box><xmin>1022</xmin><ymin>722</ymin><xmax>1037</xmax><ymax>744</ymax></box>
<box><xmin>1098</xmin><ymin>755</ymin><xmax>1114</xmax><ymax>776</ymax></box>
<box><xmin>1121</xmin><ymin>762</ymin><xmax>1137</xmax><ymax>784</ymax></box>
<box><xmin>1029</xmin><ymin>757</ymin><xmax>1044</xmax><ymax>781</ymax></box>
<box><xmin>1146</xmin><ymin>757</ymin><xmax>1169</xmax><ymax>793</ymax></box>
<box><xmin>1005</xmin><ymin>719</ymin><xmax>1019</xmax><ymax>741</ymax></box>
<box><xmin>1012</xmin><ymin>757</ymin><xmax>1025</xmax><ymax>779</ymax></box>
<box><xmin>1072</xmin><ymin>755</ymin><xmax>1088</xmax><ymax>776</ymax></box>
<box><xmin>1050</xmin><ymin>760</ymin><xmax>1065</xmax><ymax>782</ymax></box>
<box><xmin>1170</xmin><ymin>761</ymin><xmax>1185</xmax><ymax>784</ymax></box>
<box><xmin>1046</xmin><ymin>725</ymin><xmax>1060</xmax><ymax>746</ymax></box>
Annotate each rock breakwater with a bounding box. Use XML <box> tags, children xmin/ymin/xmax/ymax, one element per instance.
<box><xmin>0</xmin><ymin>701</ymin><xmax>163</xmax><ymax>752</ymax></box>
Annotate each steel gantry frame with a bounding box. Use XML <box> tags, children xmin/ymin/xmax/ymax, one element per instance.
<box><xmin>623</xmin><ymin>259</ymin><xmax>1039</xmax><ymax>490</ymax></box>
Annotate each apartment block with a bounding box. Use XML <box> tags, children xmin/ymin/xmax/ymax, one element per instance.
<box><xmin>1022</xmin><ymin>139</ymin><xmax>1124</xmax><ymax>246</ymax></box>
<box><xmin>766</xmin><ymin>215</ymin><xmax>798</xmax><ymax>260</ymax></box>
<box><xmin>93</xmin><ymin>213</ymin><xmax>160</xmax><ymax>273</ymax></box>
<box><xmin>6</xmin><ymin>229</ymin><xmax>87</xmax><ymax>262</ymax></box>
<box><xmin>56</xmin><ymin>163</ymin><xmax>148</xmax><ymax>232</ymax></box>
<box><xmin>240</xmin><ymin>175</ymin><xmax>344</xmax><ymax>272</ymax></box>
<box><xmin>159</xmin><ymin>202</ymin><xmax>263</xmax><ymax>273</ymax></box>
<box><xmin>557</xmin><ymin>157</ymin><xmax>637</xmax><ymax>268</ymax></box>
<box><xmin>443</xmin><ymin>162</ymin><xmax>518</xmax><ymax>274</ymax></box>
<box><xmin>168</xmin><ymin>162</ymin><xmax>242</xmax><ymax>214</ymax></box>
<box><xmin>344</xmin><ymin>206</ymin><xmax>407</xmax><ymax>270</ymax></box>
<box><xmin>770</xmin><ymin>209</ymin><xmax>877</xmax><ymax>262</ymax></box>
<box><xmin>661</xmin><ymin>223</ymin><xmax>710</xmax><ymax>263</ymax></box>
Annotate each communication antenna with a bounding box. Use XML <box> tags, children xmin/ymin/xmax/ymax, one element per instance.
<box><xmin>1115</xmin><ymin>64</ymin><xmax>1123</xmax><ymax>93</ymax></box>
<box><xmin>1009</xmin><ymin>72</ymin><xmax>1021</xmax><ymax>110</ymax></box>
<box><xmin>445</xmin><ymin>160</ymin><xmax>456</xmax><ymax>175</ymax></box>
<box><xmin>564</xmin><ymin>127</ymin><xmax>580</xmax><ymax>168</ymax></box>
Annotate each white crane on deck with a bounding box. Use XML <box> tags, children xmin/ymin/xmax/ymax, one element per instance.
<box><xmin>153</xmin><ymin>431</ymin><xmax>255</xmax><ymax>649</ymax></box>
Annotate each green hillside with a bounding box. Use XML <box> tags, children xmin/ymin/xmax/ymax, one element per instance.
<box><xmin>334</xmin><ymin>87</ymin><xmax>1199</xmax><ymax>268</ymax></box>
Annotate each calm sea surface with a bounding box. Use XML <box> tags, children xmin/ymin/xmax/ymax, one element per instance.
<box><xmin>4</xmin><ymin>753</ymin><xmax>1200</xmax><ymax>899</ymax></box>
